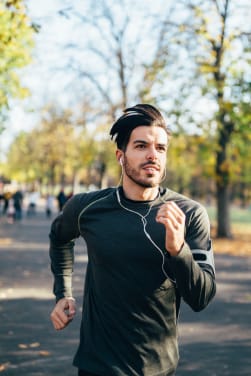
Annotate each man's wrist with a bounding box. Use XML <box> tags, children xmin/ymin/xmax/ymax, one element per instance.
<box><xmin>168</xmin><ymin>242</ymin><xmax>185</xmax><ymax>257</ymax></box>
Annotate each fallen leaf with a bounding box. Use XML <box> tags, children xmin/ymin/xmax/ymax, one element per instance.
<box><xmin>18</xmin><ymin>344</ymin><xmax>28</xmax><ymax>349</ymax></box>
<box><xmin>0</xmin><ymin>363</ymin><xmax>10</xmax><ymax>372</ymax></box>
<box><xmin>212</xmin><ymin>227</ymin><xmax>251</xmax><ymax>257</ymax></box>
<box><xmin>29</xmin><ymin>342</ymin><xmax>40</xmax><ymax>348</ymax></box>
<box><xmin>39</xmin><ymin>350</ymin><xmax>50</xmax><ymax>356</ymax></box>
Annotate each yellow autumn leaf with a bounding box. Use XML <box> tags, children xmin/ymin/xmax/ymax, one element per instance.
<box><xmin>39</xmin><ymin>350</ymin><xmax>51</xmax><ymax>356</ymax></box>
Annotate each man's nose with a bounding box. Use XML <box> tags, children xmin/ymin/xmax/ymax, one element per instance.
<box><xmin>146</xmin><ymin>147</ymin><xmax>158</xmax><ymax>160</ymax></box>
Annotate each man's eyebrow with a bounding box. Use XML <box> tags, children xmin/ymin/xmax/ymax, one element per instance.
<box><xmin>133</xmin><ymin>140</ymin><xmax>167</xmax><ymax>147</ymax></box>
<box><xmin>133</xmin><ymin>139</ymin><xmax>148</xmax><ymax>144</ymax></box>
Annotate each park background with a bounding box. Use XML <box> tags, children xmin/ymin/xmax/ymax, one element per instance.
<box><xmin>0</xmin><ymin>0</ymin><xmax>250</xmax><ymax>239</ymax></box>
<box><xmin>0</xmin><ymin>0</ymin><xmax>251</xmax><ymax>375</ymax></box>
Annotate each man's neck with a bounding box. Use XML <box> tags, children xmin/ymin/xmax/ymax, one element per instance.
<box><xmin>122</xmin><ymin>184</ymin><xmax>159</xmax><ymax>201</ymax></box>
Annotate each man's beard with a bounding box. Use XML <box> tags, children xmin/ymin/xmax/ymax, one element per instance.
<box><xmin>124</xmin><ymin>158</ymin><xmax>163</xmax><ymax>188</ymax></box>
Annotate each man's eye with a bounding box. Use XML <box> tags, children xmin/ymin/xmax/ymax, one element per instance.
<box><xmin>136</xmin><ymin>144</ymin><xmax>146</xmax><ymax>149</ymax></box>
<box><xmin>157</xmin><ymin>146</ymin><xmax>166</xmax><ymax>152</ymax></box>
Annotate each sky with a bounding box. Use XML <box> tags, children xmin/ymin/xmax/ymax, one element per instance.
<box><xmin>1</xmin><ymin>0</ymin><xmax>167</xmax><ymax>157</ymax></box>
<box><xmin>0</xmin><ymin>0</ymin><xmax>73</xmax><ymax>158</ymax></box>
<box><xmin>1</xmin><ymin>0</ymin><xmax>250</xmax><ymax>159</ymax></box>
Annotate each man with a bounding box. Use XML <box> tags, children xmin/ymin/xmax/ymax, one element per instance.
<box><xmin>49</xmin><ymin>104</ymin><xmax>216</xmax><ymax>376</ymax></box>
<box><xmin>56</xmin><ymin>188</ymin><xmax>67</xmax><ymax>212</ymax></box>
<box><xmin>12</xmin><ymin>189</ymin><xmax>23</xmax><ymax>220</ymax></box>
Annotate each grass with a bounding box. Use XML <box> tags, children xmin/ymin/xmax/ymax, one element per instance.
<box><xmin>206</xmin><ymin>205</ymin><xmax>251</xmax><ymax>257</ymax></box>
<box><xmin>206</xmin><ymin>205</ymin><xmax>251</xmax><ymax>224</ymax></box>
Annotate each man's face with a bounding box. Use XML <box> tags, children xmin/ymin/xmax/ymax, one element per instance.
<box><xmin>123</xmin><ymin>126</ymin><xmax>168</xmax><ymax>188</ymax></box>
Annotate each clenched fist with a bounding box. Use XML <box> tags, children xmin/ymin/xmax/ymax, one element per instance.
<box><xmin>156</xmin><ymin>201</ymin><xmax>185</xmax><ymax>256</ymax></box>
<box><xmin>50</xmin><ymin>297</ymin><xmax>76</xmax><ymax>331</ymax></box>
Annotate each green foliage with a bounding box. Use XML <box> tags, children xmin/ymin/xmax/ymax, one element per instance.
<box><xmin>207</xmin><ymin>205</ymin><xmax>251</xmax><ymax>225</ymax></box>
<box><xmin>5</xmin><ymin>109</ymin><xmax>76</xmax><ymax>183</ymax></box>
<box><xmin>166</xmin><ymin>132</ymin><xmax>215</xmax><ymax>196</ymax></box>
<box><xmin>164</xmin><ymin>0</ymin><xmax>251</xmax><ymax>236</ymax></box>
<box><xmin>0</xmin><ymin>0</ymin><xmax>35</xmax><ymax>131</ymax></box>
<box><xmin>4</xmin><ymin>107</ymin><xmax>120</xmax><ymax>188</ymax></box>
<box><xmin>2</xmin><ymin>0</ymin><xmax>250</xmax><ymax>217</ymax></box>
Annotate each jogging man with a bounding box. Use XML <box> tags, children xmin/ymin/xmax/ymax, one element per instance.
<box><xmin>49</xmin><ymin>104</ymin><xmax>216</xmax><ymax>376</ymax></box>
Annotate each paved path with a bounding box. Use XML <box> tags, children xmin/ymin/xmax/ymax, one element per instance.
<box><xmin>0</xmin><ymin>210</ymin><xmax>251</xmax><ymax>375</ymax></box>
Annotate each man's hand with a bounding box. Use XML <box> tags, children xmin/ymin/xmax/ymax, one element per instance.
<box><xmin>50</xmin><ymin>297</ymin><xmax>76</xmax><ymax>330</ymax></box>
<box><xmin>156</xmin><ymin>201</ymin><xmax>185</xmax><ymax>256</ymax></box>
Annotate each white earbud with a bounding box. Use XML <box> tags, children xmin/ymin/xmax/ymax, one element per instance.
<box><xmin>119</xmin><ymin>157</ymin><xmax>123</xmax><ymax>166</ymax></box>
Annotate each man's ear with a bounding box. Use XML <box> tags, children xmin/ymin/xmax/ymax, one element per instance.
<box><xmin>116</xmin><ymin>150</ymin><xmax>124</xmax><ymax>165</ymax></box>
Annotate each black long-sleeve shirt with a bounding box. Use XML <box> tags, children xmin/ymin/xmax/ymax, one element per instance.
<box><xmin>49</xmin><ymin>187</ymin><xmax>216</xmax><ymax>376</ymax></box>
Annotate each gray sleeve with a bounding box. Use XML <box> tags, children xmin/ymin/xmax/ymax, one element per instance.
<box><xmin>185</xmin><ymin>204</ymin><xmax>215</xmax><ymax>276</ymax></box>
<box><xmin>49</xmin><ymin>195</ymin><xmax>81</xmax><ymax>302</ymax></box>
<box><xmin>170</xmin><ymin>205</ymin><xmax>216</xmax><ymax>312</ymax></box>
<box><xmin>49</xmin><ymin>195</ymin><xmax>81</xmax><ymax>245</ymax></box>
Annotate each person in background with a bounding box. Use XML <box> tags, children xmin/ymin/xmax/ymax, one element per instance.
<box><xmin>12</xmin><ymin>189</ymin><xmax>23</xmax><ymax>220</ymax></box>
<box><xmin>56</xmin><ymin>188</ymin><xmax>67</xmax><ymax>212</ymax></box>
<box><xmin>7</xmin><ymin>196</ymin><xmax>15</xmax><ymax>223</ymax></box>
<box><xmin>2</xmin><ymin>191</ymin><xmax>11</xmax><ymax>215</ymax></box>
<box><xmin>49</xmin><ymin>104</ymin><xmax>216</xmax><ymax>376</ymax></box>
<box><xmin>27</xmin><ymin>189</ymin><xmax>40</xmax><ymax>216</ymax></box>
<box><xmin>46</xmin><ymin>194</ymin><xmax>54</xmax><ymax>218</ymax></box>
<box><xmin>0</xmin><ymin>192</ymin><xmax>3</xmax><ymax>213</ymax></box>
<box><xmin>67</xmin><ymin>191</ymin><xmax>74</xmax><ymax>201</ymax></box>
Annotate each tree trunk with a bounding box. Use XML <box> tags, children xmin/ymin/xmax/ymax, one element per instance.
<box><xmin>215</xmin><ymin>118</ymin><xmax>234</xmax><ymax>238</ymax></box>
<box><xmin>216</xmin><ymin>181</ymin><xmax>232</xmax><ymax>238</ymax></box>
<box><xmin>212</xmin><ymin>0</ymin><xmax>233</xmax><ymax>238</ymax></box>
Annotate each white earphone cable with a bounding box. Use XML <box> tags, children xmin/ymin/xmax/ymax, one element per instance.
<box><xmin>116</xmin><ymin>188</ymin><xmax>176</xmax><ymax>284</ymax></box>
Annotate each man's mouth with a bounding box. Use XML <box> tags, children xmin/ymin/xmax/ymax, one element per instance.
<box><xmin>142</xmin><ymin>164</ymin><xmax>160</xmax><ymax>173</ymax></box>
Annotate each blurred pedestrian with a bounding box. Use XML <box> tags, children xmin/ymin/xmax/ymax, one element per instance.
<box><xmin>7</xmin><ymin>197</ymin><xmax>15</xmax><ymax>223</ymax></box>
<box><xmin>46</xmin><ymin>194</ymin><xmax>54</xmax><ymax>218</ymax></box>
<box><xmin>3</xmin><ymin>191</ymin><xmax>11</xmax><ymax>215</ymax></box>
<box><xmin>27</xmin><ymin>189</ymin><xmax>40</xmax><ymax>216</ymax></box>
<box><xmin>13</xmin><ymin>189</ymin><xmax>23</xmax><ymax>220</ymax></box>
<box><xmin>67</xmin><ymin>191</ymin><xmax>74</xmax><ymax>201</ymax></box>
<box><xmin>56</xmin><ymin>188</ymin><xmax>67</xmax><ymax>212</ymax></box>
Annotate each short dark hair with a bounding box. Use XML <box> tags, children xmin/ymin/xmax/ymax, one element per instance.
<box><xmin>110</xmin><ymin>104</ymin><xmax>171</xmax><ymax>150</ymax></box>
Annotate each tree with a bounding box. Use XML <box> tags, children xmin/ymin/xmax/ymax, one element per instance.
<box><xmin>32</xmin><ymin>1</ymin><xmax>175</xmax><ymax>182</ymax></box>
<box><xmin>7</xmin><ymin>0</ymin><xmax>249</xmax><ymax>239</ymax></box>
<box><xmin>191</xmin><ymin>0</ymin><xmax>250</xmax><ymax>237</ymax></box>
<box><xmin>0</xmin><ymin>0</ymin><xmax>36</xmax><ymax>132</ymax></box>
<box><xmin>4</xmin><ymin>105</ymin><xmax>120</xmax><ymax>190</ymax></box>
<box><xmin>43</xmin><ymin>1</ymin><xmax>182</xmax><ymax>117</ymax></box>
<box><xmin>5</xmin><ymin>107</ymin><xmax>80</xmax><ymax>186</ymax></box>
<box><xmin>155</xmin><ymin>0</ymin><xmax>251</xmax><ymax>238</ymax></box>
